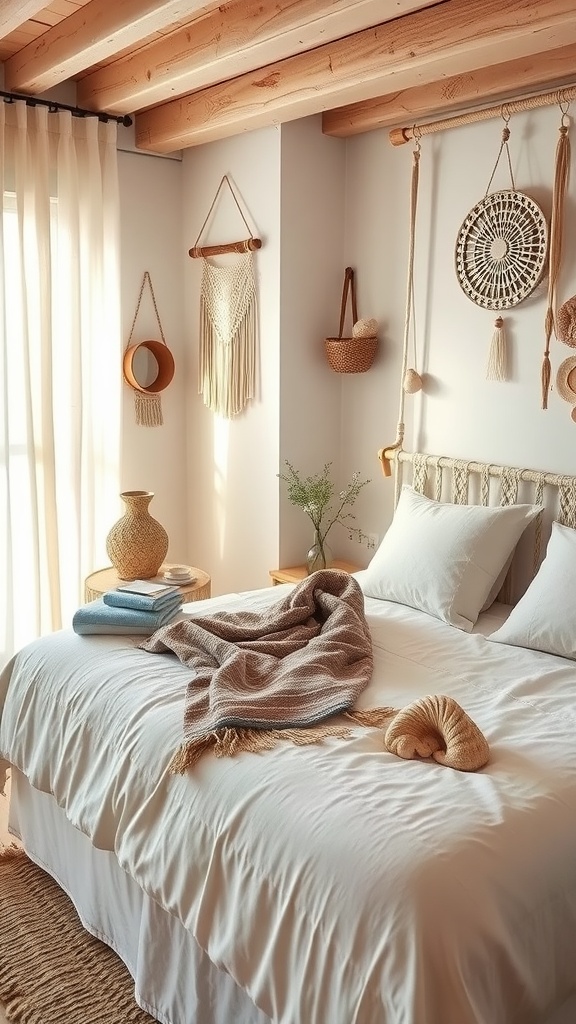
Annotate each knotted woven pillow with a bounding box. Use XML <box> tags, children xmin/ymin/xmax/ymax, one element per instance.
<box><xmin>384</xmin><ymin>694</ymin><xmax>489</xmax><ymax>772</ymax></box>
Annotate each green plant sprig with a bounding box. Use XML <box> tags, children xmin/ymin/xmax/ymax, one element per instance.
<box><xmin>278</xmin><ymin>461</ymin><xmax>370</xmax><ymax>545</ymax></box>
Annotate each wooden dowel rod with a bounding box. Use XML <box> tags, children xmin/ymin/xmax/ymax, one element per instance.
<box><xmin>188</xmin><ymin>237</ymin><xmax>262</xmax><ymax>258</ymax></box>
<box><xmin>389</xmin><ymin>83</ymin><xmax>576</xmax><ymax>146</ymax></box>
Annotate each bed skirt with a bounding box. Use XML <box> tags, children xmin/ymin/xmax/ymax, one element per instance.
<box><xmin>8</xmin><ymin>767</ymin><xmax>576</xmax><ymax>1024</ymax></box>
<box><xmin>7</xmin><ymin>768</ymin><xmax>270</xmax><ymax>1024</ymax></box>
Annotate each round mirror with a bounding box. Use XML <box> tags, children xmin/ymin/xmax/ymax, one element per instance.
<box><xmin>123</xmin><ymin>340</ymin><xmax>175</xmax><ymax>394</ymax></box>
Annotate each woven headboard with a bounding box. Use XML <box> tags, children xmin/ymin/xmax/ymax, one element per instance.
<box><xmin>392</xmin><ymin>451</ymin><xmax>576</xmax><ymax>604</ymax></box>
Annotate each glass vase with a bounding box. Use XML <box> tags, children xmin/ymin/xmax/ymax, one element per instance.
<box><xmin>306</xmin><ymin>530</ymin><xmax>332</xmax><ymax>575</ymax></box>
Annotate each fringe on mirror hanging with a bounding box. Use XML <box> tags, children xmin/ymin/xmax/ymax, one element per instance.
<box><xmin>487</xmin><ymin>317</ymin><xmax>508</xmax><ymax>381</ymax></box>
<box><xmin>134</xmin><ymin>392</ymin><xmax>164</xmax><ymax>427</ymax></box>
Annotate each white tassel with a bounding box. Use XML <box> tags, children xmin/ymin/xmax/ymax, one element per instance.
<box><xmin>487</xmin><ymin>317</ymin><xmax>508</xmax><ymax>381</ymax></box>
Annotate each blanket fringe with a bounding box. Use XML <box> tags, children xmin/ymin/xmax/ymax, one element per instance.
<box><xmin>168</xmin><ymin>723</ymin><xmax>354</xmax><ymax>774</ymax></box>
<box><xmin>346</xmin><ymin>707</ymin><xmax>397</xmax><ymax>728</ymax></box>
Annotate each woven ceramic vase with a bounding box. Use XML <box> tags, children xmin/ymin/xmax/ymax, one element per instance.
<box><xmin>106</xmin><ymin>491</ymin><xmax>168</xmax><ymax>580</ymax></box>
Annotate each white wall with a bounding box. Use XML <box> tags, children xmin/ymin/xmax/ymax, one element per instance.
<box><xmin>118</xmin><ymin>141</ymin><xmax>188</xmax><ymax>563</ymax></box>
<box><xmin>118</xmin><ymin>103</ymin><xmax>576</xmax><ymax>591</ymax></box>
<box><xmin>181</xmin><ymin>126</ymin><xmax>282</xmax><ymax>596</ymax></box>
<box><xmin>341</xmin><ymin>106</ymin><xmax>576</xmax><ymax>554</ymax></box>
<box><xmin>278</xmin><ymin>117</ymin><xmax>347</xmax><ymax>567</ymax></box>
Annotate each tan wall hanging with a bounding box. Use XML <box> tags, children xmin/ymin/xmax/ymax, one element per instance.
<box><xmin>123</xmin><ymin>271</ymin><xmax>174</xmax><ymax>427</ymax></box>
<box><xmin>454</xmin><ymin>114</ymin><xmax>548</xmax><ymax>382</ymax></box>
<box><xmin>189</xmin><ymin>175</ymin><xmax>260</xmax><ymax>419</ymax></box>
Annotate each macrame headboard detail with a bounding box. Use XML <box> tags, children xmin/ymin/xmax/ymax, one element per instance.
<box><xmin>392</xmin><ymin>450</ymin><xmax>576</xmax><ymax>604</ymax></box>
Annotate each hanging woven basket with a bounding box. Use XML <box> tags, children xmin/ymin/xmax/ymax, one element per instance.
<box><xmin>324</xmin><ymin>267</ymin><xmax>378</xmax><ymax>373</ymax></box>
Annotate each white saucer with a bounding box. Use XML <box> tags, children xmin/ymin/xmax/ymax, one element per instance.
<box><xmin>163</xmin><ymin>570</ymin><xmax>196</xmax><ymax>586</ymax></box>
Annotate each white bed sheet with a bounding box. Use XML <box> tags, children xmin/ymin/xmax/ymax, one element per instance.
<box><xmin>2</xmin><ymin>585</ymin><xmax>576</xmax><ymax>1024</ymax></box>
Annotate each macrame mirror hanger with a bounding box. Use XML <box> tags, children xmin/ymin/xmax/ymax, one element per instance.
<box><xmin>123</xmin><ymin>271</ymin><xmax>174</xmax><ymax>427</ymax></box>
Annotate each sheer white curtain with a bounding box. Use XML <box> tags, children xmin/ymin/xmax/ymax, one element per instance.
<box><xmin>0</xmin><ymin>102</ymin><xmax>121</xmax><ymax>664</ymax></box>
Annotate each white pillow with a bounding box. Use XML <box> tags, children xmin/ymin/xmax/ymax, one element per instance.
<box><xmin>488</xmin><ymin>521</ymin><xmax>576</xmax><ymax>659</ymax></box>
<box><xmin>361</xmin><ymin>486</ymin><xmax>540</xmax><ymax>631</ymax></box>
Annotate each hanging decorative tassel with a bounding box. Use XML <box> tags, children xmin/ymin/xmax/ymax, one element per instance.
<box><xmin>487</xmin><ymin>317</ymin><xmax>508</xmax><ymax>381</ymax></box>
<box><xmin>135</xmin><ymin>393</ymin><xmax>163</xmax><ymax>427</ymax></box>
<box><xmin>542</xmin><ymin>107</ymin><xmax>571</xmax><ymax>409</ymax></box>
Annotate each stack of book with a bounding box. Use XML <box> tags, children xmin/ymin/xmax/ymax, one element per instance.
<box><xmin>73</xmin><ymin>580</ymin><xmax>183</xmax><ymax>635</ymax></box>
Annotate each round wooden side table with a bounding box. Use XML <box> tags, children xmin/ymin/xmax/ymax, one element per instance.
<box><xmin>84</xmin><ymin>564</ymin><xmax>211</xmax><ymax>604</ymax></box>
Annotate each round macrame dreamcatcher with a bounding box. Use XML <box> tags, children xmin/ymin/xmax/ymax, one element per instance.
<box><xmin>455</xmin><ymin>190</ymin><xmax>548</xmax><ymax>310</ymax></box>
<box><xmin>454</xmin><ymin>114</ymin><xmax>548</xmax><ymax>381</ymax></box>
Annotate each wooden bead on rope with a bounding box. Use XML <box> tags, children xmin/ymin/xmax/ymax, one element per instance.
<box><xmin>403</xmin><ymin>367</ymin><xmax>423</xmax><ymax>393</ymax></box>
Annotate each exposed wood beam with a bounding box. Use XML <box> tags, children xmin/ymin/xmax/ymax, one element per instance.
<box><xmin>0</xmin><ymin>2</ymin><xmax>48</xmax><ymax>38</ymax></box>
<box><xmin>78</xmin><ymin>0</ymin><xmax>440</xmax><ymax>115</ymax></box>
<box><xmin>135</xmin><ymin>0</ymin><xmax>576</xmax><ymax>153</ymax></box>
<box><xmin>4</xmin><ymin>0</ymin><xmax>220</xmax><ymax>94</ymax></box>
<box><xmin>322</xmin><ymin>42</ymin><xmax>576</xmax><ymax>138</ymax></box>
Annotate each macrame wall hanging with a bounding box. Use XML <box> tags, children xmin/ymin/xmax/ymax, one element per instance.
<box><xmin>379</xmin><ymin>130</ymin><xmax>424</xmax><ymax>484</ymax></box>
<box><xmin>123</xmin><ymin>271</ymin><xmax>175</xmax><ymax>427</ymax></box>
<box><xmin>455</xmin><ymin>110</ymin><xmax>548</xmax><ymax>382</ymax></box>
<box><xmin>189</xmin><ymin>175</ymin><xmax>261</xmax><ymax>419</ymax></box>
<box><xmin>541</xmin><ymin>100</ymin><xmax>572</xmax><ymax>414</ymax></box>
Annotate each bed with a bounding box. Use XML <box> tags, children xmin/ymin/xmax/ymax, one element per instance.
<box><xmin>2</xmin><ymin>451</ymin><xmax>576</xmax><ymax>1024</ymax></box>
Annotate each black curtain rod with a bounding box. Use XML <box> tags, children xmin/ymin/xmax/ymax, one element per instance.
<box><xmin>0</xmin><ymin>89</ymin><xmax>132</xmax><ymax>127</ymax></box>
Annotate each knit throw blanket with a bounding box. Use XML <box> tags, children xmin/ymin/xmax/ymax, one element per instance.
<box><xmin>140</xmin><ymin>569</ymin><xmax>373</xmax><ymax>773</ymax></box>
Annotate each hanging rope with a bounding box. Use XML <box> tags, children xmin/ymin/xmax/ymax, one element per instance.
<box><xmin>541</xmin><ymin>100</ymin><xmax>571</xmax><ymax>409</ymax></box>
<box><xmin>485</xmin><ymin>111</ymin><xmax>514</xmax><ymax>381</ymax></box>
<box><xmin>379</xmin><ymin>130</ymin><xmax>422</xmax><ymax>495</ymax></box>
<box><xmin>483</xmin><ymin>112</ymin><xmax>515</xmax><ymax>196</ymax></box>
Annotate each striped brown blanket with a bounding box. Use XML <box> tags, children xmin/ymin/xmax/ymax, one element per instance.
<box><xmin>140</xmin><ymin>569</ymin><xmax>373</xmax><ymax>772</ymax></box>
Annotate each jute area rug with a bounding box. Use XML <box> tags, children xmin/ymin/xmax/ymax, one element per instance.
<box><xmin>0</xmin><ymin>846</ymin><xmax>154</xmax><ymax>1023</ymax></box>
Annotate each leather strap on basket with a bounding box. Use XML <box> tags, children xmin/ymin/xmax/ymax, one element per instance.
<box><xmin>338</xmin><ymin>267</ymin><xmax>358</xmax><ymax>338</ymax></box>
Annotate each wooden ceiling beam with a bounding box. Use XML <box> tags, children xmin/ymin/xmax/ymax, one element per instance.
<box><xmin>322</xmin><ymin>42</ymin><xmax>576</xmax><ymax>138</ymax></box>
<box><xmin>0</xmin><ymin>2</ymin><xmax>49</xmax><ymax>38</ymax></box>
<box><xmin>3</xmin><ymin>0</ymin><xmax>220</xmax><ymax>94</ymax></box>
<box><xmin>134</xmin><ymin>0</ymin><xmax>576</xmax><ymax>152</ymax></box>
<box><xmin>77</xmin><ymin>0</ymin><xmax>440</xmax><ymax>115</ymax></box>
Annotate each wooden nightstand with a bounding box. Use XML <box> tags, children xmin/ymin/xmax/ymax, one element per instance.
<box><xmin>85</xmin><ymin>564</ymin><xmax>211</xmax><ymax>603</ymax></box>
<box><xmin>269</xmin><ymin>560</ymin><xmax>361</xmax><ymax>585</ymax></box>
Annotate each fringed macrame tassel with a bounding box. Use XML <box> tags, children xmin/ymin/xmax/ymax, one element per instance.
<box><xmin>487</xmin><ymin>317</ymin><xmax>508</xmax><ymax>381</ymax></box>
<box><xmin>134</xmin><ymin>392</ymin><xmax>163</xmax><ymax>427</ymax></box>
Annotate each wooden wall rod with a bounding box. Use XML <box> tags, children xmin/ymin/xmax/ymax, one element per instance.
<box><xmin>188</xmin><ymin>237</ymin><xmax>262</xmax><ymax>258</ymax></box>
<box><xmin>389</xmin><ymin>82</ymin><xmax>576</xmax><ymax>147</ymax></box>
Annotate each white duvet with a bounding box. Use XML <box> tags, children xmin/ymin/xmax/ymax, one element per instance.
<box><xmin>2</xmin><ymin>584</ymin><xmax>576</xmax><ymax>1024</ymax></box>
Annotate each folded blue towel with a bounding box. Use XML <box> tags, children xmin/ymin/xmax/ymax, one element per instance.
<box><xmin>103</xmin><ymin>588</ymin><xmax>182</xmax><ymax>612</ymax></box>
<box><xmin>73</xmin><ymin>597</ymin><xmax>182</xmax><ymax>635</ymax></box>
